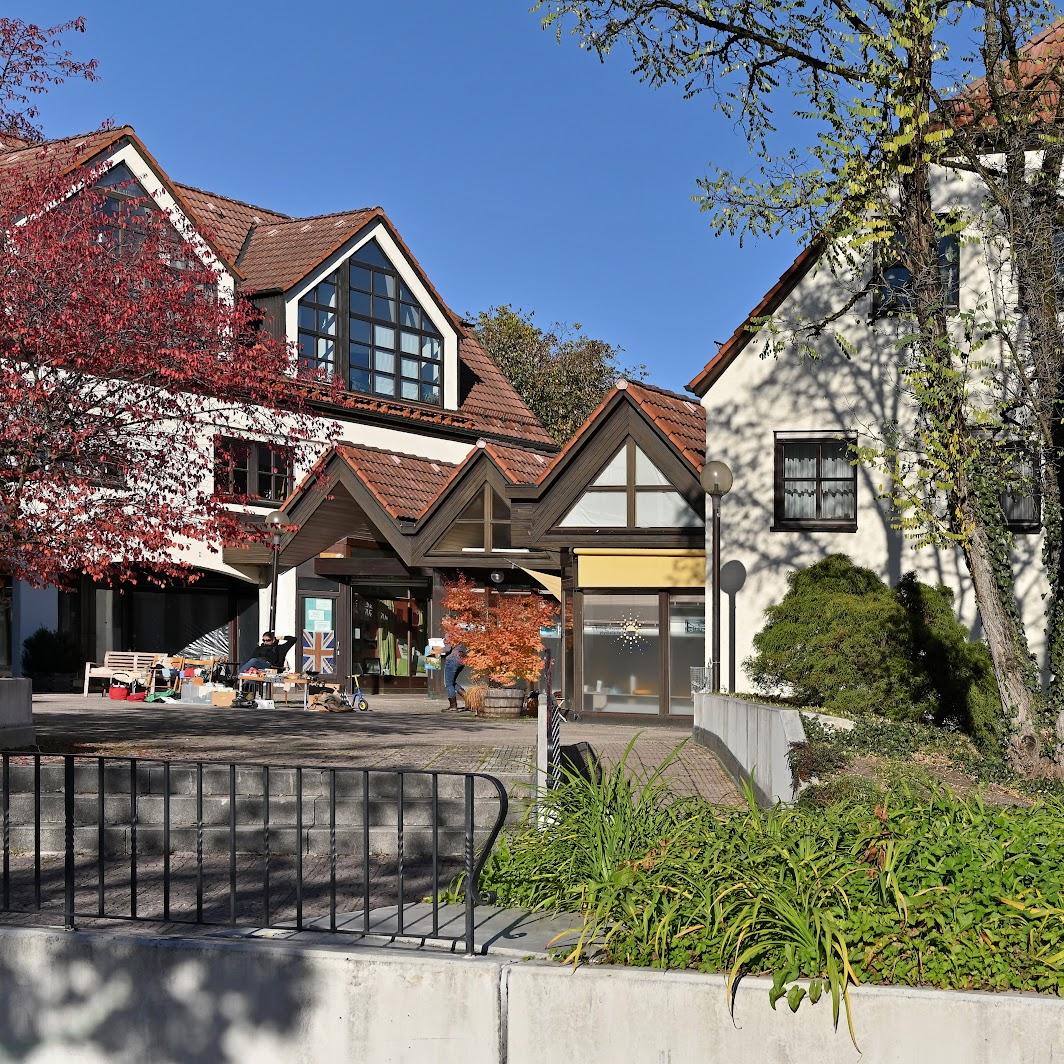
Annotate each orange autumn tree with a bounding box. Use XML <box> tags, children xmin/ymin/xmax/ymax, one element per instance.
<box><xmin>441</xmin><ymin>575</ymin><xmax>557</xmax><ymax>687</ymax></box>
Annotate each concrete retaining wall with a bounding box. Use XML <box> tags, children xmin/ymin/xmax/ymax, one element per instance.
<box><xmin>693</xmin><ymin>691</ymin><xmax>805</xmax><ymax>804</ymax></box>
<box><xmin>0</xmin><ymin>924</ymin><xmax>1061</xmax><ymax>1063</ymax></box>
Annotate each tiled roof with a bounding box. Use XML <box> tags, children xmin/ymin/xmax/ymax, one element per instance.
<box><xmin>0</xmin><ymin>126</ymin><xmax>127</xmax><ymax>185</ymax></box>
<box><xmin>483</xmin><ymin>442</ymin><xmax>553</xmax><ymax>484</ymax></box>
<box><xmin>236</xmin><ymin>208</ymin><xmax>382</xmax><ymax>294</ymax></box>
<box><xmin>0</xmin><ymin>125</ymin><xmax>552</xmax><ymax>447</ymax></box>
<box><xmin>534</xmin><ymin>379</ymin><xmax>706</xmax><ymax>484</ymax></box>
<box><xmin>336</xmin><ymin>443</ymin><xmax>457</xmax><ymax>522</ymax></box>
<box><xmin>457</xmin><ymin>336</ymin><xmax>554</xmax><ymax>446</ymax></box>
<box><xmin>946</xmin><ymin>19</ymin><xmax>1064</xmax><ymax>128</ymax></box>
<box><xmin>626</xmin><ymin>381</ymin><xmax>706</xmax><ymax>473</ymax></box>
<box><xmin>175</xmin><ymin>183</ymin><xmax>289</xmax><ymax>263</ymax></box>
<box><xmin>287</xmin><ymin>435</ymin><xmax>557</xmax><ymax>530</ymax></box>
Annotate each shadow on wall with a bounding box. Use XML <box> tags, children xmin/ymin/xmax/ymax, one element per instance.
<box><xmin>706</xmin><ymin>307</ymin><xmax>1047</xmax><ymax>646</ymax></box>
<box><xmin>0</xmin><ymin>927</ymin><xmax>311</xmax><ymax>1062</ymax></box>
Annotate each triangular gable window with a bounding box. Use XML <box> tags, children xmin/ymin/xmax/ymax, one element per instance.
<box><xmin>559</xmin><ymin>440</ymin><xmax>702</xmax><ymax>529</ymax></box>
<box><xmin>434</xmin><ymin>485</ymin><xmax>514</xmax><ymax>552</ymax></box>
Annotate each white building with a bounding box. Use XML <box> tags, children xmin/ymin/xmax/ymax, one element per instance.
<box><xmin>0</xmin><ymin>126</ymin><xmax>555</xmax><ymax>686</ymax></box>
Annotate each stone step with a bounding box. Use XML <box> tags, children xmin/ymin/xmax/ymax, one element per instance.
<box><xmin>8</xmin><ymin>824</ymin><xmax>496</xmax><ymax>859</ymax></box>
<box><xmin>3</xmin><ymin>762</ymin><xmax>525</xmax><ymax>801</ymax></box>
<box><xmin>4</xmin><ymin>793</ymin><xmax>514</xmax><ymax>830</ymax></box>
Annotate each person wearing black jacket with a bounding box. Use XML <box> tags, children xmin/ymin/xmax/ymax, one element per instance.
<box><xmin>240</xmin><ymin>632</ymin><xmax>296</xmax><ymax>674</ymax></box>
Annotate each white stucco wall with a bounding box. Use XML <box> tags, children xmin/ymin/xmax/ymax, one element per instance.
<box><xmin>701</xmin><ymin>173</ymin><xmax>1047</xmax><ymax>691</ymax></box>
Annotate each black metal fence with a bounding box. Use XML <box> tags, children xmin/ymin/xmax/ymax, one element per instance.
<box><xmin>0</xmin><ymin>754</ymin><xmax>508</xmax><ymax>955</ymax></box>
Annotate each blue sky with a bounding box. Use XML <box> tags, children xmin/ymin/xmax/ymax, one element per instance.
<box><xmin>15</xmin><ymin>2</ymin><xmax>800</xmax><ymax>392</ymax></box>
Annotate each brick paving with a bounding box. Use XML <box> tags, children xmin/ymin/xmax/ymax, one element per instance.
<box><xmin>28</xmin><ymin>693</ymin><xmax>740</xmax><ymax>805</ymax></box>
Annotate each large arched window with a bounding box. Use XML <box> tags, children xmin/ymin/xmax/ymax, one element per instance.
<box><xmin>297</xmin><ymin>237</ymin><xmax>443</xmax><ymax>406</ymax></box>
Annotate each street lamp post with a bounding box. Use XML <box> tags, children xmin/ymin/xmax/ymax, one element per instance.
<box><xmin>700</xmin><ymin>460</ymin><xmax>733</xmax><ymax>693</ymax></box>
<box><xmin>265</xmin><ymin>510</ymin><xmax>285</xmax><ymax>633</ymax></box>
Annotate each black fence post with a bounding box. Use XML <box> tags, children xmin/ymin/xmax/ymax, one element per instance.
<box><xmin>464</xmin><ymin>774</ymin><xmax>475</xmax><ymax>956</ymax></box>
<box><xmin>64</xmin><ymin>756</ymin><xmax>75</xmax><ymax>931</ymax></box>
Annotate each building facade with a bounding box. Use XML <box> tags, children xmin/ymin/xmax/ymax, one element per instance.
<box><xmin>0</xmin><ymin>126</ymin><xmax>555</xmax><ymax>680</ymax></box>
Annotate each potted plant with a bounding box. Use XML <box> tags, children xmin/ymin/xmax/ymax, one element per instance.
<box><xmin>442</xmin><ymin>576</ymin><xmax>557</xmax><ymax>718</ymax></box>
<box><xmin>22</xmin><ymin>627</ymin><xmax>83</xmax><ymax>693</ymax></box>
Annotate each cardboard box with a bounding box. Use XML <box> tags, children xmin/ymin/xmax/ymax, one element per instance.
<box><xmin>211</xmin><ymin>689</ymin><xmax>236</xmax><ymax>708</ymax></box>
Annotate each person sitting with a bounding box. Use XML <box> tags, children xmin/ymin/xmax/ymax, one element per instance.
<box><xmin>240</xmin><ymin>632</ymin><xmax>296</xmax><ymax>688</ymax></box>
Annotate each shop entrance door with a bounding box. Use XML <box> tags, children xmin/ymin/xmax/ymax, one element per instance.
<box><xmin>353</xmin><ymin>592</ymin><xmax>428</xmax><ymax>692</ymax></box>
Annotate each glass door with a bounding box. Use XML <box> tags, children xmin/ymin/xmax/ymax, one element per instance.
<box><xmin>354</xmin><ymin>593</ymin><xmax>428</xmax><ymax>691</ymax></box>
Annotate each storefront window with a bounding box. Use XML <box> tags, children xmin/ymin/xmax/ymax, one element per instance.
<box><xmin>668</xmin><ymin>595</ymin><xmax>704</xmax><ymax>716</ymax></box>
<box><xmin>581</xmin><ymin>594</ymin><xmax>660</xmax><ymax>714</ymax></box>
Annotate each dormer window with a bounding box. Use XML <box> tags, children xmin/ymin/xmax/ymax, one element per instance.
<box><xmin>559</xmin><ymin>441</ymin><xmax>702</xmax><ymax>529</ymax></box>
<box><xmin>296</xmin><ymin>237</ymin><xmax>443</xmax><ymax>405</ymax></box>
<box><xmin>348</xmin><ymin>239</ymin><xmax>442</xmax><ymax>405</ymax></box>
<box><xmin>434</xmin><ymin>485</ymin><xmax>514</xmax><ymax>552</ymax></box>
<box><xmin>872</xmin><ymin>228</ymin><xmax>960</xmax><ymax>317</ymax></box>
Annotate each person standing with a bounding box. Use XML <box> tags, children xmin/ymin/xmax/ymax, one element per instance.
<box><xmin>442</xmin><ymin>640</ymin><xmax>467</xmax><ymax>712</ymax></box>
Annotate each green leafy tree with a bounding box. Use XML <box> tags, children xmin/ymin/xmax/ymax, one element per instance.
<box><xmin>535</xmin><ymin>0</ymin><xmax>1064</xmax><ymax>773</ymax></box>
<box><xmin>747</xmin><ymin>555</ymin><xmax>1002</xmax><ymax>744</ymax></box>
<box><xmin>473</xmin><ymin>305</ymin><xmax>645</xmax><ymax>442</ymax></box>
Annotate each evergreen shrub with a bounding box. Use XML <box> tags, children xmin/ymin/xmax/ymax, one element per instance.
<box><xmin>745</xmin><ymin>554</ymin><xmax>1001</xmax><ymax>744</ymax></box>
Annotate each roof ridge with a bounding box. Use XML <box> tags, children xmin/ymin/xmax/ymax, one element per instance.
<box><xmin>1</xmin><ymin>125</ymin><xmax>131</xmax><ymax>156</ymax></box>
<box><xmin>175</xmin><ymin>181</ymin><xmax>291</xmax><ymax>220</ymax></box>
<box><xmin>279</xmin><ymin>205</ymin><xmax>381</xmax><ymax>225</ymax></box>
<box><xmin>627</xmin><ymin>378</ymin><xmax>701</xmax><ymax>405</ymax></box>
<box><xmin>337</xmin><ymin>441</ymin><xmax>458</xmax><ymax>467</ymax></box>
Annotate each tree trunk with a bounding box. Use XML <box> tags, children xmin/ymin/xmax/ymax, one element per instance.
<box><xmin>958</xmin><ymin>498</ymin><xmax>1044</xmax><ymax>772</ymax></box>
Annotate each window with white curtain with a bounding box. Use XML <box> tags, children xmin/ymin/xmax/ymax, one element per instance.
<box><xmin>773</xmin><ymin>434</ymin><xmax>857</xmax><ymax>530</ymax></box>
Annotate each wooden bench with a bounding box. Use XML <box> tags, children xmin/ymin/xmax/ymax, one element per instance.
<box><xmin>83</xmin><ymin>651</ymin><xmax>164</xmax><ymax>697</ymax></box>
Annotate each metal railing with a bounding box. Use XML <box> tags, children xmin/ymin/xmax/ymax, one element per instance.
<box><xmin>0</xmin><ymin>753</ymin><xmax>508</xmax><ymax>955</ymax></box>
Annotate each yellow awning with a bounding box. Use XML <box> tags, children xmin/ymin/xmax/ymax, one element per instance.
<box><xmin>520</xmin><ymin>566</ymin><xmax>563</xmax><ymax>600</ymax></box>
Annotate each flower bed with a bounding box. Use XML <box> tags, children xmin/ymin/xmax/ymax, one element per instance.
<box><xmin>479</xmin><ymin>748</ymin><xmax>1064</xmax><ymax>1035</ymax></box>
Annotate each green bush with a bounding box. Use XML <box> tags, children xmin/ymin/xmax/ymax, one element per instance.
<box><xmin>21</xmin><ymin>627</ymin><xmax>82</xmax><ymax>676</ymax></box>
<box><xmin>745</xmin><ymin>555</ymin><xmax>1002</xmax><ymax>742</ymax></box>
<box><xmin>481</xmin><ymin>749</ymin><xmax>1064</xmax><ymax>1039</ymax></box>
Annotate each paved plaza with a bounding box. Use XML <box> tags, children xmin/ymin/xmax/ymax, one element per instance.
<box><xmin>28</xmin><ymin>693</ymin><xmax>740</xmax><ymax>805</ymax></box>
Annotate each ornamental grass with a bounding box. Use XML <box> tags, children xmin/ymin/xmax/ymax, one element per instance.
<box><xmin>480</xmin><ymin>742</ymin><xmax>1064</xmax><ymax>1039</ymax></box>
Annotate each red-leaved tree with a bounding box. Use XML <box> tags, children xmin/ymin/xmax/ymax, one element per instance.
<box><xmin>0</xmin><ymin>150</ymin><xmax>331</xmax><ymax>587</ymax></box>
<box><xmin>442</xmin><ymin>575</ymin><xmax>557</xmax><ymax>687</ymax></box>
<box><xmin>0</xmin><ymin>17</ymin><xmax>98</xmax><ymax>144</ymax></box>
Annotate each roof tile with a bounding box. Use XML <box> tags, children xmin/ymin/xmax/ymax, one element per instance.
<box><xmin>337</xmin><ymin>443</ymin><xmax>457</xmax><ymax>521</ymax></box>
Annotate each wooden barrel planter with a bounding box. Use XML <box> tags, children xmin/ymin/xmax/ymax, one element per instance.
<box><xmin>479</xmin><ymin>686</ymin><xmax>525</xmax><ymax>719</ymax></box>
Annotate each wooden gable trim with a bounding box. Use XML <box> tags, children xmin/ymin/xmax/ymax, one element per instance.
<box><xmin>515</xmin><ymin>401</ymin><xmax>705</xmax><ymax>544</ymax></box>
<box><xmin>279</xmin><ymin>454</ymin><xmax>416</xmax><ymax>567</ymax></box>
<box><xmin>412</xmin><ymin>456</ymin><xmax>555</xmax><ymax>566</ymax></box>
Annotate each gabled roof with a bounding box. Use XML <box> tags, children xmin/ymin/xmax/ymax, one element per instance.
<box><xmin>0</xmin><ymin>126</ymin><xmax>127</xmax><ymax>185</ymax></box>
<box><xmin>688</xmin><ymin>24</ymin><xmax>1064</xmax><ymax>398</ymax></box>
<box><xmin>626</xmin><ymin>381</ymin><xmax>706</xmax><ymax>472</ymax></box>
<box><xmin>175</xmin><ymin>183</ymin><xmax>290</xmax><ymax>263</ymax></box>
<box><xmin>0</xmin><ymin>126</ymin><xmax>243</xmax><ymax>278</ymax></box>
<box><xmin>0</xmin><ymin>124</ymin><xmax>553</xmax><ymax>447</ymax></box>
<box><xmin>236</xmin><ymin>207</ymin><xmax>382</xmax><ymax>294</ymax></box>
<box><xmin>946</xmin><ymin>18</ymin><xmax>1064</xmax><ymax>129</ymax></box>
<box><xmin>285</xmin><ymin>434</ymin><xmax>554</xmax><ymax>529</ymax></box>
<box><xmin>686</xmin><ymin>240</ymin><xmax>823</xmax><ymax>397</ymax></box>
<box><xmin>336</xmin><ymin>443</ymin><xmax>456</xmax><ymax>522</ymax></box>
<box><xmin>535</xmin><ymin>378</ymin><xmax>706</xmax><ymax>484</ymax></box>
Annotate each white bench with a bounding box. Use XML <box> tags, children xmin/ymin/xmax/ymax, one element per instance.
<box><xmin>83</xmin><ymin>651</ymin><xmax>163</xmax><ymax>696</ymax></box>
